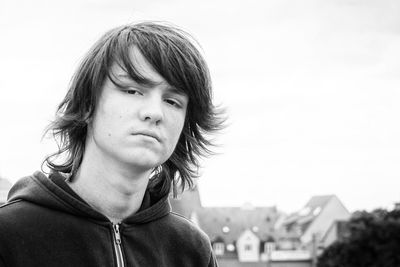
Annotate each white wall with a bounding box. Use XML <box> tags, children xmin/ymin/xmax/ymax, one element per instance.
<box><xmin>301</xmin><ymin>196</ymin><xmax>350</xmax><ymax>244</ymax></box>
<box><xmin>237</xmin><ymin>229</ymin><xmax>260</xmax><ymax>262</ymax></box>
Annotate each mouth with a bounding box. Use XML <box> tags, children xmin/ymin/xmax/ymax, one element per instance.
<box><xmin>132</xmin><ymin>131</ymin><xmax>161</xmax><ymax>142</ymax></box>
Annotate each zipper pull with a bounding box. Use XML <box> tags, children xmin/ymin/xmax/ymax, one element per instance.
<box><xmin>113</xmin><ymin>223</ymin><xmax>122</xmax><ymax>245</ymax></box>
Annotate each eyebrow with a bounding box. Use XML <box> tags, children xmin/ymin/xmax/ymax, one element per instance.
<box><xmin>164</xmin><ymin>86</ymin><xmax>187</xmax><ymax>97</ymax></box>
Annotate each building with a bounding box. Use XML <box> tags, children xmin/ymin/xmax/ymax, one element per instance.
<box><xmin>171</xmin><ymin>189</ymin><xmax>351</xmax><ymax>267</ymax></box>
<box><xmin>0</xmin><ymin>176</ymin><xmax>12</xmax><ymax>204</ymax></box>
<box><xmin>320</xmin><ymin>220</ymin><xmax>350</xmax><ymax>249</ymax></box>
<box><xmin>281</xmin><ymin>195</ymin><xmax>351</xmax><ymax>250</ymax></box>
<box><xmin>170</xmin><ymin>186</ymin><xmax>283</xmax><ymax>266</ymax></box>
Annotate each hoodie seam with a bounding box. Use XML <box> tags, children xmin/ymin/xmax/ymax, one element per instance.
<box><xmin>170</xmin><ymin>211</ymin><xmax>195</xmax><ymax>223</ymax></box>
<box><xmin>30</xmin><ymin>175</ymin><xmax>109</xmax><ymax>226</ymax></box>
<box><xmin>123</xmin><ymin>206</ymin><xmax>171</xmax><ymax>230</ymax></box>
<box><xmin>31</xmin><ymin>175</ymin><xmax>82</xmax><ymax>212</ymax></box>
<box><xmin>0</xmin><ymin>199</ymin><xmax>22</xmax><ymax>209</ymax></box>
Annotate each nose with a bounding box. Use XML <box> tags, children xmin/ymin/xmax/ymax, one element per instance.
<box><xmin>139</xmin><ymin>95</ymin><xmax>164</xmax><ymax>125</ymax></box>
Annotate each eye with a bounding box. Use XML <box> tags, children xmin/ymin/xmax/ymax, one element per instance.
<box><xmin>123</xmin><ymin>88</ymin><xmax>142</xmax><ymax>95</ymax></box>
<box><xmin>165</xmin><ymin>98</ymin><xmax>182</xmax><ymax>108</ymax></box>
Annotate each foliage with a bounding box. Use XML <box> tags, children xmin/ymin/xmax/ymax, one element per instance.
<box><xmin>317</xmin><ymin>208</ymin><xmax>400</xmax><ymax>267</ymax></box>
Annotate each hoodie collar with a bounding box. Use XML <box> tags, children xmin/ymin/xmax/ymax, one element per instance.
<box><xmin>8</xmin><ymin>171</ymin><xmax>171</xmax><ymax>225</ymax></box>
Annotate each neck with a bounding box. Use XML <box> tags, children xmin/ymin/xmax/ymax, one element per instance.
<box><xmin>68</xmin><ymin>153</ymin><xmax>152</xmax><ymax>224</ymax></box>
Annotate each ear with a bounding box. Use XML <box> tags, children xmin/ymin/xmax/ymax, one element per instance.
<box><xmin>83</xmin><ymin>110</ymin><xmax>92</xmax><ymax>124</ymax></box>
<box><xmin>83</xmin><ymin>111</ymin><xmax>94</xmax><ymax>137</ymax></box>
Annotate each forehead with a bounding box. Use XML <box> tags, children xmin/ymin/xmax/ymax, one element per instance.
<box><xmin>110</xmin><ymin>46</ymin><xmax>164</xmax><ymax>84</ymax></box>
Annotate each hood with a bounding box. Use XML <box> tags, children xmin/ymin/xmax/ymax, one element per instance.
<box><xmin>7</xmin><ymin>171</ymin><xmax>171</xmax><ymax>224</ymax></box>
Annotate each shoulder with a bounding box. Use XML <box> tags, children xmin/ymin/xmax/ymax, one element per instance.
<box><xmin>152</xmin><ymin>212</ymin><xmax>216</xmax><ymax>265</ymax></box>
<box><xmin>155</xmin><ymin>211</ymin><xmax>213</xmax><ymax>251</ymax></box>
<box><xmin>0</xmin><ymin>199</ymin><xmax>29</xmax><ymax>219</ymax></box>
<box><xmin>0</xmin><ymin>200</ymin><xmax>40</xmax><ymax>251</ymax></box>
<box><xmin>168</xmin><ymin>212</ymin><xmax>210</xmax><ymax>239</ymax></box>
<box><xmin>0</xmin><ymin>172</ymin><xmax>48</xmax><ymax>226</ymax></box>
<box><xmin>0</xmin><ymin>200</ymin><xmax>41</xmax><ymax>229</ymax></box>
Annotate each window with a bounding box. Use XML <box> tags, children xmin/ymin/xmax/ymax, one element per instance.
<box><xmin>213</xmin><ymin>243</ymin><xmax>225</xmax><ymax>255</ymax></box>
<box><xmin>244</xmin><ymin>244</ymin><xmax>252</xmax><ymax>251</ymax></box>
<box><xmin>264</xmin><ymin>242</ymin><xmax>275</xmax><ymax>253</ymax></box>
<box><xmin>222</xmin><ymin>226</ymin><xmax>230</xmax><ymax>234</ymax></box>
<box><xmin>299</xmin><ymin>207</ymin><xmax>311</xmax><ymax>216</ymax></box>
<box><xmin>294</xmin><ymin>225</ymin><xmax>302</xmax><ymax>235</ymax></box>
<box><xmin>313</xmin><ymin>207</ymin><xmax>321</xmax><ymax>216</ymax></box>
<box><xmin>226</xmin><ymin>244</ymin><xmax>235</xmax><ymax>252</ymax></box>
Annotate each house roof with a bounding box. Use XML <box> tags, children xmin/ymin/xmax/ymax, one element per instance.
<box><xmin>305</xmin><ymin>195</ymin><xmax>335</xmax><ymax>209</ymax></box>
<box><xmin>280</xmin><ymin>195</ymin><xmax>340</xmax><ymax>240</ymax></box>
<box><xmin>195</xmin><ymin>205</ymin><xmax>280</xmax><ymax>245</ymax></box>
<box><xmin>283</xmin><ymin>195</ymin><xmax>335</xmax><ymax>226</ymax></box>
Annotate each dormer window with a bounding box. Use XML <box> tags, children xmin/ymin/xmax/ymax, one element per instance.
<box><xmin>213</xmin><ymin>243</ymin><xmax>225</xmax><ymax>255</ymax></box>
<box><xmin>264</xmin><ymin>242</ymin><xmax>275</xmax><ymax>253</ymax></box>
<box><xmin>313</xmin><ymin>207</ymin><xmax>321</xmax><ymax>216</ymax></box>
<box><xmin>222</xmin><ymin>226</ymin><xmax>230</xmax><ymax>234</ymax></box>
<box><xmin>226</xmin><ymin>244</ymin><xmax>235</xmax><ymax>252</ymax></box>
<box><xmin>299</xmin><ymin>207</ymin><xmax>311</xmax><ymax>216</ymax></box>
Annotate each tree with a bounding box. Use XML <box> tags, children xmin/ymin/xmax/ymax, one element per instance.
<box><xmin>317</xmin><ymin>208</ymin><xmax>400</xmax><ymax>267</ymax></box>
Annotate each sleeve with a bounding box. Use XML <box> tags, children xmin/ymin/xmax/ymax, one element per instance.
<box><xmin>208</xmin><ymin>250</ymin><xmax>219</xmax><ymax>267</ymax></box>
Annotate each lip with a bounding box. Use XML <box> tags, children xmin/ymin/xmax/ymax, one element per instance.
<box><xmin>131</xmin><ymin>130</ymin><xmax>161</xmax><ymax>142</ymax></box>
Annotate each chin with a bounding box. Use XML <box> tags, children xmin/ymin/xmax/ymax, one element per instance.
<box><xmin>130</xmin><ymin>160</ymin><xmax>160</xmax><ymax>171</ymax></box>
<box><xmin>123</xmin><ymin>152</ymin><xmax>166</xmax><ymax>171</ymax></box>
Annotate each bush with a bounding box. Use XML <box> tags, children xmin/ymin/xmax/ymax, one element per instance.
<box><xmin>317</xmin><ymin>209</ymin><xmax>400</xmax><ymax>267</ymax></box>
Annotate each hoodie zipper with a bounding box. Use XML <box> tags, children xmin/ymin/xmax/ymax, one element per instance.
<box><xmin>112</xmin><ymin>223</ymin><xmax>125</xmax><ymax>267</ymax></box>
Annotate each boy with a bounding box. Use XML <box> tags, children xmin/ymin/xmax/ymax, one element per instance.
<box><xmin>0</xmin><ymin>22</ymin><xmax>223</xmax><ymax>267</ymax></box>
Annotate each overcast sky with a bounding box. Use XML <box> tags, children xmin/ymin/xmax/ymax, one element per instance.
<box><xmin>1</xmin><ymin>0</ymin><xmax>399</xmax><ymax>213</ymax></box>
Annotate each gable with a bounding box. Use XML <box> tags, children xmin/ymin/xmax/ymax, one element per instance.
<box><xmin>302</xmin><ymin>195</ymin><xmax>350</xmax><ymax>243</ymax></box>
<box><xmin>237</xmin><ymin>229</ymin><xmax>259</xmax><ymax>244</ymax></box>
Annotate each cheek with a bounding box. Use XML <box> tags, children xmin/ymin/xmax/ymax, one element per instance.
<box><xmin>91</xmin><ymin>108</ymin><xmax>122</xmax><ymax>140</ymax></box>
<box><xmin>174</xmin><ymin>114</ymin><xmax>186</xmax><ymax>135</ymax></box>
<box><xmin>167</xmin><ymin>114</ymin><xmax>186</xmax><ymax>145</ymax></box>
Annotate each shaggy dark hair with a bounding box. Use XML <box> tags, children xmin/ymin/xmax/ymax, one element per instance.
<box><xmin>43</xmin><ymin>22</ymin><xmax>225</xmax><ymax>197</ymax></box>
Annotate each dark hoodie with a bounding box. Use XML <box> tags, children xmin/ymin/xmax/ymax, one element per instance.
<box><xmin>0</xmin><ymin>171</ymin><xmax>218</xmax><ymax>267</ymax></box>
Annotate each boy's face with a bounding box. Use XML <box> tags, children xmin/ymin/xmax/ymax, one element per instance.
<box><xmin>86</xmin><ymin>46</ymin><xmax>188</xmax><ymax>172</ymax></box>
